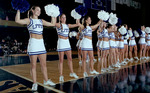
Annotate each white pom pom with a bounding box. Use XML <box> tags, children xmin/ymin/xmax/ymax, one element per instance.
<box><xmin>133</xmin><ymin>30</ymin><xmax>139</xmax><ymax>37</ymax></box>
<box><xmin>118</xmin><ymin>26</ymin><xmax>127</xmax><ymax>35</ymax></box>
<box><xmin>97</xmin><ymin>10</ymin><xmax>110</xmax><ymax>21</ymax></box>
<box><xmin>145</xmin><ymin>27</ymin><xmax>150</xmax><ymax>34</ymax></box>
<box><xmin>125</xmin><ymin>34</ymin><xmax>129</xmax><ymax>40</ymax></box>
<box><xmin>69</xmin><ymin>32</ymin><xmax>72</xmax><ymax>38</ymax></box>
<box><xmin>108</xmin><ymin>16</ymin><xmax>118</xmax><ymax>25</ymax></box>
<box><xmin>108</xmin><ymin>13</ymin><xmax>118</xmax><ymax>25</ymax></box>
<box><xmin>128</xmin><ymin>30</ymin><xmax>133</xmax><ymax>37</ymax></box>
<box><xmin>71</xmin><ymin>9</ymin><xmax>81</xmax><ymax>19</ymax></box>
<box><xmin>44</xmin><ymin>4</ymin><xmax>60</xmax><ymax>17</ymax></box>
<box><xmin>69</xmin><ymin>31</ymin><xmax>77</xmax><ymax>38</ymax></box>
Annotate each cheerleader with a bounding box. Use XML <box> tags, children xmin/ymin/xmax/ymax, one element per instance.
<box><xmin>139</xmin><ymin>25</ymin><xmax>147</xmax><ymax>60</ymax></box>
<box><xmin>146</xmin><ymin>32</ymin><xmax>150</xmax><ymax>59</ymax></box>
<box><xmin>128</xmin><ymin>28</ymin><xmax>139</xmax><ymax>61</ymax></box>
<box><xmin>55</xmin><ymin>14</ymin><xmax>79</xmax><ymax>82</ymax></box>
<box><xmin>118</xmin><ymin>32</ymin><xmax>127</xmax><ymax>65</ymax></box>
<box><xmin>76</xmin><ymin>29</ymin><xmax>83</xmax><ymax>65</ymax></box>
<box><xmin>15</xmin><ymin>6</ymin><xmax>56</xmax><ymax>91</ymax></box>
<box><xmin>123</xmin><ymin>24</ymin><xmax>129</xmax><ymax>61</ymax></box>
<box><xmin>108</xmin><ymin>25</ymin><xmax>120</xmax><ymax>69</ymax></box>
<box><xmin>96</xmin><ymin>26</ymin><xmax>103</xmax><ymax>62</ymax></box>
<box><xmin>80</xmin><ymin>16</ymin><xmax>101</xmax><ymax>77</ymax></box>
<box><xmin>100</xmin><ymin>22</ymin><xmax>110</xmax><ymax>72</ymax></box>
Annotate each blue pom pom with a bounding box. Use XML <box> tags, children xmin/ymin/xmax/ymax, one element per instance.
<box><xmin>11</xmin><ymin>0</ymin><xmax>30</xmax><ymax>13</ymax></box>
<box><xmin>75</xmin><ymin>5</ymin><xmax>88</xmax><ymax>17</ymax></box>
<box><xmin>137</xmin><ymin>29</ymin><xmax>142</xmax><ymax>35</ymax></box>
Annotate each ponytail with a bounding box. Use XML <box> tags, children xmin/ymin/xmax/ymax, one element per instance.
<box><xmin>27</xmin><ymin>6</ymin><xmax>39</xmax><ymax>18</ymax></box>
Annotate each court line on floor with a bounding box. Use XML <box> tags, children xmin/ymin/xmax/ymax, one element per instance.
<box><xmin>0</xmin><ymin>67</ymin><xmax>65</xmax><ymax>93</ymax></box>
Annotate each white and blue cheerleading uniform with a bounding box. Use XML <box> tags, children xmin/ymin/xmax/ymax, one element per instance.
<box><xmin>101</xmin><ymin>29</ymin><xmax>110</xmax><ymax>51</ymax></box>
<box><xmin>27</xmin><ymin>18</ymin><xmax>46</xmax><ymax>55</ymax></box>
<box><xmin>56</xmin><ymin>24</ymin><xmax>71</xmax><ymax>52</ymax></box>
<box><xmin>119</xmin><ymin>36</ymin><xmax>124</xmax><ymax>49</ymax></box>
<box><xmin>96</xmin><ymin>32</ymin><xmax>103</xmax><ymax>50</ymax></box>
<box><xmin>138</xmin><ymin>31</ymin><xmax>146</xmax><ymax>45</ymax></box>
<box><xmin>129</xmin><ymin>33</ymin><xmax>136</xmax><ymax>46</ymax></box>
<box><xmin>76</xmin><ymin>32</ymin><xmax>84</xmax><ymax>49</ymax></box>
<box><xmin>146</xmin><ymin>34</ymin><xmax>150</xmax><ymax>46</ymax></box>
<box><xmin>81</xmin><ymin>26</ymin><xmax>93</xmax><ymax>51</ymax></box>
<box><xmin>109</xmin><ymin>32</ymin><xmax>117</xmax><ymax>48</ymax></box>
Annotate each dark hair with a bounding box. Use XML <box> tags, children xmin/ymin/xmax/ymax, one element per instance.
<box><xmin>83</xmin><ymin>16</ymin><xmax>90</xmax><ymax>28</ymax></box>
<box><xmin>107</xmin><ymin>23</ymin><xmax>112</xmax><ymax>29</ymax></box>
<box><xmin>27</xmin><ymin>6</ymin><xmax>39</xmax><ymax>18</ymax></box>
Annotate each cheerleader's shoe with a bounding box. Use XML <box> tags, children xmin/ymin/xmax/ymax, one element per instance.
<box><xmin>79</xmin><ymin>60</ymin><xmax>82</xmax><ymax>65</ymax></box>
<box><xmin>90</xmin><ymin>70</ymin><xmax>99</xmax><ymax>74</ymax></box>
<box><xmin>31</xmin><ymin>83</ymin><xmax>38</xmax><ymax>91</ymax></box>
<box><xmin>44</xmin><ymin>79</ymin><xmax>56</xmax><ymax>86</ymax></box>
<box><xmin>120</xmin><ymin>61</ymin><xmax>127</xmax><ymax>65</ymax></box>
<box><xmin>83</xmin><ymin>72</ymin><xmax>88</xmax><ymax>77</ymax></box>
<box><xmin>134</xmin><ymin>57</ymin><xmax>139</xmax><ymax>60</ymax></box>
<box><xmin>70</xmin><ymin>73</ymin><xmax>79</xmax><ymax>79</ymax></box>
<box><xmin>130</xmin><ymin>58</ymin><xmax>134</xmax><ymax>61</ymax></box>
<box><xmin>98</xmin><ymin>58</ymin><xmax>101</xmax><ymax>62</ymax></box>
<box><xmin>59</xmin><ymin>76</ymin><xmax>64</xmax><ymax>82</ymax></box>
<box><xmin>93</xmin><ymin>59</ymin><xmax>97</xmax><ymax>62</ymax></box>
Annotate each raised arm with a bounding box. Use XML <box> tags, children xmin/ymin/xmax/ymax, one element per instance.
<box><xmin>68</xmin><ymin>19</ymin><xmax>81</xmax><ymax>28</ymax></box>
<box><xmin>42</xmin><ymin>17</ymin><xmax>56</xmax><ymax>27</ymax></box>
<box><xmin>15</xmin><ymin>10</ymin><xmax>29</xmax><ymax>25</ymax></box>
<box><xmin>91</xmin><ymin>20</ymin><xmax>102</xmax><ymax>31</ymax></box>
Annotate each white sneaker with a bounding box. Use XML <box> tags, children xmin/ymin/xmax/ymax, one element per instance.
<box><xmin>120</xmin><ymin>61</ymin><xmax>127</xmax><ymax>65</ymax></box>
<box><xmin>31</xmin><ymin>83</ymin><xmax>38</xmax><ymax>91</ymax></box>
<box><xmin>44</xmin><ymin>79</ymin><xmax>56</xmax><ymax>86</ymax></box>
<box><xmin>90</xmin><ymin>70</ymin><xmax>99</xmax><ymax>74</ymax></box>
<box><xmin>109</xmin><ymin>66</ymin><xmax>114</xmax><ymax>70</ymax></box>
<box><xmin>134</xmin><ymin>57</ymin><xmax>139</xmax><ymax>60</ymax></box>
<box><xmin>83</xmin><ymin>72</ymin><xmax>88</xmax><ymax>77</ymax></box>
<box><xmin>70</xmin><ymin>73</ymin><xmax>79</xmax><ymax>79</ymax></box>
<box><xmin>79</xmin><ymin>60</ymin><xmax>82</xmax><ymax>65</ymax></box>
<box><xmin>86</xmin><ymin>60</ymin><xmax>89</xmax><ymax>63</ymax></box>
<box><xmin>59</xmin><ymin>76</ymin><xmax>64</xmax><ymax>82</ymax></box>
<box><xmin>93</xmin><ymin>59</ymin><xmax>97</xmax><ymax>63</ymax></box>
<box><xmin>130</xmin><ymin>58</ymin><xmax>134</xmax><ymax>61</ymax></box>
<box><xmin>101</xmin><ymin>69</ymin><xmax>106</xmax><ymax>73</ymax></box>
<box><xmin>98</xmin><ymin>58</ymin><xmax>101</xmax><ymax>62</ymax></box>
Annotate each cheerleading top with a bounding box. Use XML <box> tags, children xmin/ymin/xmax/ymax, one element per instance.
<box><xmin>79</xmin><ymin>32</ymin><xmax>84</xmax><ymax>40</ymax></box>
<box><xmin>102</xmin><ymin>29</ymin><xmax>109</xmax><ymax>40</ymax></box>
<box><xmin>27</xmin><ymin>19</ymin><xmax>43</xmax><ymax>35</ymax></box>
<box><xmin>140</xmin><ymin>31</ymin><xmax>146</xmax><ymax>38</ymax></box>
<box><xmin>82</xmin><ymin>26</ymin><xmax>92</xmax><ymax>37</ymax></box>
<box><xmin>147</xmin><ymin>34</ymin><xmax>150</xmax><ymax>40</ymax></box>
<box><xmin>56</xmin><ymin>24</ymin><xmax>69</xmax><ymax>37</ymax></box>
<box><xmin>109</xmin><ymin>32</ymin><xmax>115</xmax><ymax>40</ymax></box>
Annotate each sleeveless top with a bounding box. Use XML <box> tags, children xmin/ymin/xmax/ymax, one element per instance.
<box><xmin>56</xmin><ymin>24</ymin><xmax>69</xmax><ymax>37</ymax></box>
<box><xmin>27</xmin><ymin>19</ymin><xmax>43</xmax><ymax>35</ymax></box>
<box><xmin>82</xmin><ymin>26</ymin><xmax>92</xmax><ymax>37</ymax></box>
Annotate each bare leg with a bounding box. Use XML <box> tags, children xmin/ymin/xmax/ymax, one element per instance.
<box><xmin>29</xmin><ymin>55</ymin><xmax>38</xmax><ymax>83</ymax></box>
<box><xmin>58</xmin><ymin>52</ymin><xmax>65</xmax><ymax>76</ymax></box>
<box><xmin>38</xmin><ymin>54</ymin><xmax>48</xmax><ymax>81</ymax></box>
<box><xmin>65</xmin><ymin>50</ymin><xmax>74</xmax><ymax>73</ymax></box>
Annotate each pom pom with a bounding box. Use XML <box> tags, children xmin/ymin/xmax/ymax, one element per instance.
<box><xmin>97</xmin><ymin>10</ymin><xmax>109</xmax><ymax>21</ymax></box>
<box><xmin>108</xmin><ymin>16</ymin><xmax>118</xmax><ymax>25</ymax></box>
<box><xmin>133</xmin><ymin>30</ymin><xmax>139</xmax><ymax>37</ymax></box>
<box><xmin>11</xmin><ymin>0</ymin><xmax>30</xmax><ymax>13</ymax></box>
<box><xmin>124</xmin><ymin>34</ymin><xmax>129</xmax><ymax>40</ymax></box>
<box><xmin>71</xmin><ymin>9</ymin><xmax>81</xmax><ymax>19</ymax></box>
<box><xmin>44</xmin><ymin>4</ymin><xmax>60</xmax><ymax>17</ymax></box>
<box><xmin>145</xmin><ymin>27</ymin><xmax>150</xmax><ymax>34</ymax></box>
<box><xmin>108</xmin><ymin>13</ymin><xmax>118</xmax><ymax>25</ymax></box>
<box><xmin>118</xmin><ymin>26</ymin><xmax>127</xmax><ymax>35</ymax></box>
<box><xmin>128</xmin><ymin>30</ymin><xmax>133</xmax><ymax>37</ymax></box>
<box><xmin>69</xmin><ymin>31</ymin><xmax>77</xmax><ymax>38</ymax></box>
<box><xmin>75</xmin><ymin>5</ymin><xmax>88</xmax><ymax>17</ymax></box>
